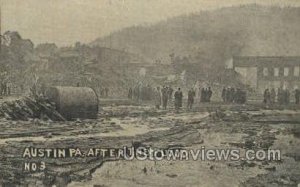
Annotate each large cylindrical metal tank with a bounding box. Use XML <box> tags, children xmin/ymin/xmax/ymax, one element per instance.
<box><xmin>45</xmin><ymin>86</ymin><xmax>98</xmax><ymax>120</ymax></box>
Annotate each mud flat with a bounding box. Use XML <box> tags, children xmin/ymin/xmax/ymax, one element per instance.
<box><xmin>0</xmin><ymin>105</ymin><xmax>300</xmax><ymax>187</ymax></box>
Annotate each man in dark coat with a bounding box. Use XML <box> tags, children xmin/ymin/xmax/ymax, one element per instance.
<box><xmin>222</xmin><ymin>87</ymin><xmax>226</xmax><ymax>102</ymax></box>
<box><xmin>295</xmin><ymin>88</ymin><xmax>300</xmax><ymax>104</ymax></box>
<box><xmin>128</xmin><ymin>87</ymin><xmax>133</xmax><ymax>99</ymax></box>
<box><xmin>234</xmin><ymin>88</ymin><xmax>247</xmax><ymax>104</ymax></box>
<box><xmin>270</xmin><ymin>88</ymin><xmax>276</xmax><ymax>104</ymax></box>
<box><xmin>264</xmin><ymin>89</ymin><xmax>271</xmax><ymax>104</ymax></box>
<box><xmin>225</xmin><ymin>87</ymin><xmax>231</xmax><ymax>103</ymax></box>
<box><xmin>234</xmin><ymin>88</ymin><xmax>241</xmax><ymax>104</ymax></box>
<box><xmin>200</xmin><ymin>88</ymin><xmax>205</xmax><ymax>102</ymax></box>
<box><xmin>207</xmin><ymin>87</ymin><xmax>212</xmax><ymax>102</ymax></box>
<box><xmin>230</xmin><ymin>88</ymin><xmax>235</xmax><ymax>103</ymax></box>
<box><xmin>277</xmin><ymin>88</ymin><xmax>283</xmax><ymax>104</ymax></box>
<box><xmin>174</xmin><ymin>88</ymin><xmax>183</xmax><ymax>111</ymax></box>
<box><xmin>168</xmin><ymin>87</ymin><xmax>174</xmax><ymax>101</ymax></box>
<box><xmin>162</xmin><ymin>86</ymin><xmax>169</xmax><ymax>109</ymax></box>
<box><xmin>154</xmin><ymin>87</ymin><xmax>161</xmax><ymax>109</ymax></box>
<box><xmin>187</xmin><ymin>88</ymin><xmax>196</xmax><ymax>110</ymax></box>
<box><xmin>284</xmin><ymin>89</ymin><xmax>290</xmax><ymax>105</ymax></box>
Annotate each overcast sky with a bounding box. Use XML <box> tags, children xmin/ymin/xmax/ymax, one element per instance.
<box><xmin>1</xmin><ymin>0</ymin><xmax>300</xmax><ymax>46</ymax></box>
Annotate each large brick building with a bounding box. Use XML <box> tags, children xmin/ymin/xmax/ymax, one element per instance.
<box><xmin>233</xmin><ymin>56</ymin><xmax>300</xmax><ymax>92</ymax></box>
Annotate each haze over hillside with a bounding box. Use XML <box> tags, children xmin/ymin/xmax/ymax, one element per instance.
<box><xmin>92</xmin><ymin>4</ymin><xmax>300</xmax><ymax>69</ymax></box>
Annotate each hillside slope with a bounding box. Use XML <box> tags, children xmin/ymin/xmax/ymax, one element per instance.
<box><xmin>92</xmin><ymin>5</ymin><xmax>300</xmax><ymax>69</ymax></box>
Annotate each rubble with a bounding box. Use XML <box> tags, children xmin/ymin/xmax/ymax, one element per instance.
<box><xmin>0</xmin><ymin>104</ymin><xmax>300</xmax><ymax>186</ymax></box>
<box><xmin>0</xmin><ymin>96</ymin><xmax>66</xmax><ymax>121</ymax></box>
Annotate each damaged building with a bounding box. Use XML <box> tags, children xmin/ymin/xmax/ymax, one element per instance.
<box><xmin>233</xmin><ymin>56</ymin><xmax>300</xmax><ymax>92</ymax></box>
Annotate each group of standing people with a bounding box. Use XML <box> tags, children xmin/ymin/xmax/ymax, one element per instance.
<box><xmin>128</xmin><ymin>85</ymin><xmax>166</xmax><ymax>101</ymax></box>
<box><xmin>100</xmin><ymin>87</ymin><xmax>109</xmax><ymax>97</ymax></box>
<box><xmin>155</xmin><ymin>87</ymin><xmax>198</xmax><ymax>111</ymax></box>
<box><xmin>295</xmin><ymin>89</ymin><xmax>300</xmax><ymax>104</ymax></box>
<box><xmin>128</xmin><ymin>84</ymin><xmax>300</xmax><ymax>109</ymax></box>
<box><xmin>0</xmin><ymin>81</ymin><xmax>10</xmax><ymax>96</ymax></box>
<box><xmin>129</xmin><ymin>85</ymin><xmax>212</xmax><ymax>111</ymax></box>
<box><xmin>200</xmin><ymin>87</ymin><xmax>212</xmax><ymax>102</ymax></box>
<box><xmin>165</xmin><ymin>87</ymin><xmax>210</xmax><ymax>111</ymax></box>
<box><xmin>154</xmin><ymin>87</ymin><xmax>200</xmax><ymax>111</ymax></box>
<box><xmin>130</xmin><ymin>85</ymin><xmax>152</xmax><ymax>101</ymax></box>
<box><xmin>129</xmin><ymin>85</ymin><xmax>196</xmax><ymax>111</ymax></box>
<box><xmin>263</xmin><ymin>88</ymin><xmax>299</xmax><ymax>105</ymax></box>
<box><xmin>153</xmin><ymin>86</ymin><xmax>174</xmax><ymax>109</ymax></box>
<box><xmin>263</xmin><ymin>88</ymin><xmax>278</xmax><ymax>104</ymax></box>
<box><xmin>222</xmin><ymin>87</ymin><xmax>247</xmax><ymax>104</ymax></box>
<box><xmin>128</xmin><ymin>85</ymin><xmax>174</xmax><ymax>107</ymax></box>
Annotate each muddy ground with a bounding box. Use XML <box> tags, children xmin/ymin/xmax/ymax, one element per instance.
<box><xmin>0</xmin><ymin>99</ymin><xmax>300</xmax><ymax>187</ymax></box>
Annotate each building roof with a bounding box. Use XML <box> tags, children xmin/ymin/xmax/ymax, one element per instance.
<box><xmin>233</xmin><ymin>56</ymin><xmax>300</xmax><ymax>67</ymax></box>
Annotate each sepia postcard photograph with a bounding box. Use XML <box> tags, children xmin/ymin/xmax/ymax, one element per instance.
<box><xmin>0</xmin><ymin>0</ymin><xmax>300</xmax><ymax>186</ymax></box>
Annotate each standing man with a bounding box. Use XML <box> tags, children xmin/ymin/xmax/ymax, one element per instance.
<box><xmin>168</xmin><ymin>86</ymin><xmax>174</xmax><ymax>101</ymax></box>
<box><xmin>263</xmin><ymin>89</ymin><xmax>271</xmax><ymax>104</ymax></box>
<box><xmin>229</xmin><ymin>88</ymin><xmax>235</xmax><ymax>103</ymax></box>
<box><xmin>277</xmin><ymin>88</ymin><xmax>283</xmax><ymax>104</ymax></box>
<box><xmin>285</xmin><ymin>89</ymin><xmax>290</xmax><ymax>105</ymax></box>
<box><xmin>200</xmin><ymin>88</ymin><xmax>205</xmax><ymax>102</ymax></box>
<box><xmin>128</xmin><ymin>87</ymin><xmax>133</xmax><ymax>99</ymax></box>
<box><xmin>174</xmin><ymin>88</ymin><xmax>183</xmax><ymax>112</ymax></box>
<box><xmin>234</xmin><ymin>88</ymin><xmax>241</xmax><ymax>104</ymax></box>
<box><xmin>133</xmin><ymin>85</ymin><xmax>138</xmax><ymax>101</ymax></box>
<box><xmin>222</xmin><ymin>87</ymin><xmax>226</xmax><ymax>102</ymax></box>
<box><xmin>187</xmin><ymin>88</ymin><xmax>196</xmax><ymax>110</ymax></box>
<box><xmin>270</xmin><ymin>88</ymin><xmax>276</xmax><ymax>104</ymax></box>
<box><xmin>2</xmin><ymin>81</ymin><xmax>7</xmax><ymax>96</ymax></box>
<box><xmin>154</xmin><ymin>87</ymin><xmax>161</xmax><ymax>109</ymax></box>
<box><xmin>295</xmin><ymin>88</ymin><xmax>300</xmax><ymax>104</ymax></box>
<box><xmin>207</xmin><ymin>87</ymin><xmax>212</xmax><ymax>102</ymax></box>
<box><xmin>225</xmin><ymin>87</ymin><xmax>231</xmax><ymax>103</ymax></box>
<box><xmin>162</xmin><ymin>86</ymin><xmax>169</xmax><ymax>109</ymax></box>
<box><xmin>146</xmin><ymin>84</ymin><xmax>152</xmax><ymax>100</ymax></box>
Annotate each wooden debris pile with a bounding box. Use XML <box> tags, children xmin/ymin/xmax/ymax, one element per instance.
<box><xmin>0</xmin><ymin>97</ymin><xmax>66</xmax><ymax>121</ymax></box>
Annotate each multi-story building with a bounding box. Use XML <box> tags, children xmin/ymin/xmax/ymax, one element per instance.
<box><xmin>233</xmin><ymin>56</ymin><xmax>300</xmax><ymax>92</ymax></box>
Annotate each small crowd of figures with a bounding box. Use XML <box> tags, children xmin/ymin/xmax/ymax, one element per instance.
<box><xmin>0</xmin><ymin>82</ymin><xmax>11</xmax><ymax>96</ymax></box>
<box><xmin>199</xmin><ymin>87</ymin><xmax>213</xmax><ymax>102</ymax></box>
<box><xmin>221</xmin><ymin>87</ymin><xmax>247</xmax><ymax>104</ymax></box>
<box><xmin>128</xmin><ymin>85</ymin><xmax>220</xmax><ymax>111</ymax></box>
<box><xmin>128</xmin><ymin>85</ymin><xmax>250</xmax><ymax>111</ymax></box>
<box><xmin>128</xmin><ymin>85</ymin><xmax>175</xmax><ymax>109</ymax></box>
<box><xmin>99</xmin><ymin>87</ymin><xmax>109</xmax><ymax>97</ymax></box>
<box><xmin>263</xmin><ymin>88</ymin><xmax>300</xmax><ymax>105</ymax></box>
<box><xmin>128</xmin><ymin>85</ymin><xmax>173</xmax><ymax>102</ymax></box>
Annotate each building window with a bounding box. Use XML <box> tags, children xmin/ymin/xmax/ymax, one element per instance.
<box><xmin>274</xmin><ymin>68</ymin><xmax>279</xmax><ymax>77</ymax></box>
<box><xmin>284</xmin><ymin>67</ymin><xmax>289</xmax><ymax>77</ymax></box>
<box><xmin>294</xmin><ymin>66</ymin><xmax>300</xmax><ymax>76</ymax></box>
<box><xmin>263</xmin><ymin>67</ymin><xmax>268</xmax><ymax>76</ymax></box>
